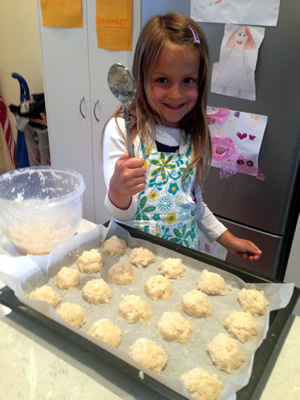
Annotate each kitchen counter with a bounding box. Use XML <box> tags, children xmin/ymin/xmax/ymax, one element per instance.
<box><xmin>0</xmin><ymin>220</ymin><xmax>299</xmax><ymax>400</ymax></box>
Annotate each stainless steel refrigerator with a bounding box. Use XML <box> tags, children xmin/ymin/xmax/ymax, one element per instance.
<box><xmin>141</xmin><ymin>0</ymin><xmax>300</xmax><ymax>280</ymax></box>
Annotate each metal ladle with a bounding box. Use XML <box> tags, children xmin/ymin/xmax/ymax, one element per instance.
<box><xmin>107</xmin><ymin>63</ymin><xmax>137</xmax><ymax>157</ymax></box>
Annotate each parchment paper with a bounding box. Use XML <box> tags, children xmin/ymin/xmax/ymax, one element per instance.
<box><xmin>0</xmin><ymin>221</ymin><xmax>294</xmax><ymax>400</ymax></box>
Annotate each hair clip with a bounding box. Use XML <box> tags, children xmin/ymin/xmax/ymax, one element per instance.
<box><xmin>189</xmin><ymin>25</ymin><xmax>201</xmax><ymax>44</ymax></box>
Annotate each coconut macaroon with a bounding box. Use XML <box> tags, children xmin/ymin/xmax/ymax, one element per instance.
<box><xmin>157</xmin><ymin>312</ymin><xmax>194</xmax><ymax>344</ymax></box>
<box><xmin>208</xmin><ymin>333</ymin><xmax>244</xmax><ymax>373</ymax></box>
<box><xmin>197</xmin><ymin>269</ymin><xmax>230</xmax><ymax>295</ymax></box>
<box><xmin>224</xmin><ymin>311</ymin><xmax>258</xmax><ymax>343</ymax></box>
<box><xmin>180</xmin><ymin>368</ymin><xmax>223</xmax><ymax>400</ymax></box>
<box><xmin>118</xmin><ymin>294</ymin><xmax>152</xmax><ymax>324</ymax></box>
<box><xmin>181</xmin><ymin>290</ymin><xmax>213</xmax><ymax>318</ymax></box>
<box><xmin>82</xmin><ymin>278</ymin><xmax>112</xmax><ymax>305</ymax></box>
<box><xmin>28</xmin><ymin>285</ymin><xmax>62</xmax><ymax>308</ymax></box>
<box><xmin>88</xmin><ymin>319</ymin><xmax>122</xmax><ymax>348</ymax></box>
<box><xmin>157</xmin><ymin>257</ymin><xmax>186</xmax><ymax>279</ymax></box>
<box><xmin>144</xmin><ymin>275</ymin><xmax>173</xmax><ymax>301</ymax></box>
<box><xmin>238</xmin><ymin>288</ymin><xmax>269</xmax><ymax>316</ymax></box>
<box><xmin>101</xmin><ymin>235</ymin><xmax>127</xmax><ymax>257</ymax></box>
<box><xmin>107</xmin><ymin>262</ymin><xmax>137</xmax><ymax>285</ymax></box>
<box><xmin>129</xmin><ymin>338</ymin><xmax>168</xmax><ymax>374</ymax></box>
<box><xmin>56</xmin><ymin>302</ymin><xmax>86</xmax><ymax>328</ymax></box>
<box><xmin>129</xmin><ymin>247</ymin><xmax>155</xmax><ymax>268</ymax></box>
<box><xmin>76</xmin><ymin>248</ymin><xmax>103</xmax><ymax>274</ymax></box>
<box><xmin>54</xmin><ymin>266</ymin><xmax>81</xmax><ymax>290</ymax></box>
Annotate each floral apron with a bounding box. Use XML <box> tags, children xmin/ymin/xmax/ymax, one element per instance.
<box><xmin>132</xmin><ymin>135</ymin><xmax>201</xmax><ymax>250</ymax></box>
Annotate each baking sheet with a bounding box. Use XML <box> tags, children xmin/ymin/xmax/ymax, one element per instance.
<box><xmin>0</xmin><ymin>221</ymin><xmax>294</xmax><ymax>400</ymax></box>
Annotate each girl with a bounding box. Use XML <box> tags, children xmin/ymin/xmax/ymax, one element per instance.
<box><xmin>103</xmin><ymin>13</ymin><xmax>261</xmax><ymax>260</ymax></box>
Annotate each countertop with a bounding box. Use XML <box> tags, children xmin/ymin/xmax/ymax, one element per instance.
<box><xmin>0</xmin><ymin>220</ymin><xmax>299</xmax><ymax>400</ymax></box>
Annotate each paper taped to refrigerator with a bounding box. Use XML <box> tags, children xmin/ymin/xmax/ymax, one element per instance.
<box><xmin>191</xmin><ymin>0</ymin><xmax>281</xmax><ymax>26</ymax></box>
<box><xmin>207</xmin><ymin>106</ymin><xmax>268</xmax><ymax>179</ymax></box>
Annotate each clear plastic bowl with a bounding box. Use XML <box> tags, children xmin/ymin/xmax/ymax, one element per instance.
<box><xmin>0</xmin><ymin>167</ymin><xmax>86</xmax><ymax>255</ymax></box>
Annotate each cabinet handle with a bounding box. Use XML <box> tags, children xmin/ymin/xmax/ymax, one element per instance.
<box><xmin>93</xmin><ymin>100</ymin><xmax>100</xmax><ymax>122</ymax></box>
<box><xmin>79</xmin><ymin>97</ymin><xmax>86</xmax><ymax>118</ymax></box>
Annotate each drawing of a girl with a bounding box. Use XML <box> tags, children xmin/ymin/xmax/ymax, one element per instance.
<box><xmin>214</xmin><ymin>26</ymin><xmax>256</xmax><ymax>97</ymax></box>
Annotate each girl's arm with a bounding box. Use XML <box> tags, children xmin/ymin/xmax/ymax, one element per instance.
<box><xmin>102</xmin><ymin>117</ymin><xmax>146</xmax><ymax>220</ymax></box>
<box><xmin>217</xmin><ymin>230</ymin><xmax>262</xmax><ymax>260</ymax></box>
<box><xmin>194</xmin><ymin>186</ymin><xmax>228</xmax><ymax>241</ymax></box>
<box><xmin>194</xmin><ymin>186</ymin><xmax>261</xmax><ymax>260</ymax></box>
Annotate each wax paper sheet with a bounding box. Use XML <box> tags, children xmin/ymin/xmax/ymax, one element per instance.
<box><xmin>0</xmin><ymin>221</ymin><xmax>294</xmax><ymax>400</ymax></box>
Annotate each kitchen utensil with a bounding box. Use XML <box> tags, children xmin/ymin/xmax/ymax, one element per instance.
<box><xmin>107</xmin><ymin>63</ymin><xmax>137</xmax><ymax>157</ymax></box>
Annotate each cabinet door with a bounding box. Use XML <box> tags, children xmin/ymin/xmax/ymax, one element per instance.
<box><xmin>37</xmin><ymin>1</ymin><xmax>95</xmax><ymax>221</ymax></box>
<box><xmin>87</xmin><ymin>0</ymin><xmax>141</xmax><ymax>223</ymax></box>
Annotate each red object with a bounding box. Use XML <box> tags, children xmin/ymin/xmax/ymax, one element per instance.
<box><xmin>0</xmin><ymin>95</ymin><xmax>16</xmax><ymax>166</ymax></box>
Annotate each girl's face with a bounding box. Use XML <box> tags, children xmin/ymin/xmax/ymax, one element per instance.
<box><xmin>234</xmin><ymin>28</ymin><xmax>248</xmax><ymax>47</ymax></box>
<box><xmin>148</xmin><ymin>43</ymin><xmax>200</xmax><ymax>128</ymax></box>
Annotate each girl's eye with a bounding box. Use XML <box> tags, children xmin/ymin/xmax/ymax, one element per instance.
<box><xmin>157</xmin><ymin>77</ymin><xmax>168</xmax><ymax>83</ymax></box>
<box><xmin>184</xmin><ymin>77</ymin><xmax>195</xmax><ymax>84</ymax></box>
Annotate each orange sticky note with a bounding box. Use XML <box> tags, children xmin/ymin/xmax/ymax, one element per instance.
<box><xmin>40</xmin><ymin>0</ymin><xmax>83</xmax><ymax>28</ymax></box>
<box><xmin>96</xmin><ymin>0</ymin><xmax>133</xmax><ymax>51</ymax></box>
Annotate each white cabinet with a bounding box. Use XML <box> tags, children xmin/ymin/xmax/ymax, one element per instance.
<box><xmin>37</xmin><ymin>0</ymin><xmax>141</xmax><ymax>223</ymax></box>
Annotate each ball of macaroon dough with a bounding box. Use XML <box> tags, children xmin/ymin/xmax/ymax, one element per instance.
<box><xmin>101</xmin><ymin>235</ymin><xmax>127</xmax><ymax>257</ymax></box>
<box><xmin>179</xmin><ymin>367</ymin><xmax>223</xmax><ymax>400</ymax></box>
<box><xmin>224</xmin><ymin>311</ymin><xmax>258</xmax><ymax>343</ymax></box>
<box><xmin>197</xmin><ymin>269</ymin><xmax>230</xmax><ymax>295</ymax></box>
<box><xmin>118</xmin><ymin>294</ymin><xmax>152</xmax><ymax>324</ymax></box>
<box><xmin>208</xmin><ymin>333</ymin><xmax>244</xmax><ymax>373</ymax></box>
<box><xmin>27</xmin><ymin>285</ymin><xmax>62</xmax><ymax>308</ymax></box>
<box><xmin>129</xmin><ymin>338</ymin><xmax>168</xmax><ymax>374</ymax></box>
<box><xmin>56</xmin><ymin>302</ymin><xmax>86</xmax><ymax>328</ymax></box>
<box><xmin>157</xmin><ymin>257</ymin><xmax>186</xmax><ymax>279</ymax></box>
<box><xmin>54</xmin><ymin>266</ymin><xmax>81</xmax><ymax>290</ymax></box>
<box><xmin>238</xmin><ymin>288</ymin><xmax>269</xmax><ymax>316</ymax></box>
<box><xmin>82</xmin><ymin>278</ymin><xmax>112</xmax><ymax>305</ymax></box>
<box><xmin>129</xmin><ymin>247</ymin><xmax>155</xmax><ymax>268</ymax></box>
<box><xmin>181</xmin><ymin>290</ymin><xmax>213</xmax><ymax>318</ymax></box>
<box><xmin>88</xmin><ymin>318</ymin><xmax>122</xmax><ymax>347</ymax></box>
<box><xmin>157</xmin><ymin>312</ymin><xmax>194</xmax><ymax>344</ymax></box>
<box><xmin>107</xmin><ymin>262</ymin><xmax>137</xmax><ymax>285</ymax></box>
<box><xmin>76</xmin><ymin>248</ymin><xmax>103</xmax><ymax>273</ymax></box>
<box><xmin>144</xmin><ymin>275</ymin><xmax>173</xmax><ymax>301</ymax></box>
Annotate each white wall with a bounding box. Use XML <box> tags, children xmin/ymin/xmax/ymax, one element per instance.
<box><xmin>284</xmin><ymin>215</ymin><xmax>300</xmax><ymax>315</ymax></box>
<box><xmin>0</xmin><ymin>0</ymin><xmax>43</xmax><ymax>148</ymax></box>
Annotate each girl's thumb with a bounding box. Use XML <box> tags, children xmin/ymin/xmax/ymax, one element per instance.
<box><xmin>119</xmin><ymin>152</ymin><xmax>129</xmax><ymax>161</ymax></box>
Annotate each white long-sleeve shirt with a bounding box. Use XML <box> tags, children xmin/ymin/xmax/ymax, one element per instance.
<box><xmin>102</xmin><ymin>117</ymin><xmax>227</xmax><ymax>242</ymax></box>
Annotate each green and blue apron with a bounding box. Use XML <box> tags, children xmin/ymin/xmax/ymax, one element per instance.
<box><xmin>132</xmin><ymin>134</ymin><xmax>200</xmax><ymax>250</ymax></box>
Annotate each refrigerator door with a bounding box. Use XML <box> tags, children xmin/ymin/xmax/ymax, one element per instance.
<box><xmin>200</xmin><ymin>2</ymin><xmax>300</xmax><ymax>236</ymax></box>
<box><xmin>142</xmin><ymin>0</ymin><xmax>189</xmax><ymax>22</ymax></box>
<box><xmin>218</xmin><ymin>218</ymin><xmax>284</xmax><ymax>279</ymax></box>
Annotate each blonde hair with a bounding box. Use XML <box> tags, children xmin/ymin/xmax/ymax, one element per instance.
<box><xmin>109</xmin><ymin>13</ymin><xmax>212</xmax><ymax>185</ymax></box>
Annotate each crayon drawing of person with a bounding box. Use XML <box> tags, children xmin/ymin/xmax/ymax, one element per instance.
<box><xmin>214</xmin><ymin>26</ymin><xmax>256</xmax><ymax>98</ymax></box>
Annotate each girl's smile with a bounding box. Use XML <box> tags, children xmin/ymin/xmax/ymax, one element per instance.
<box><xmin>148</xmin><ymin>43</ymin><xmax>200</xmax><ymax>128</ymax></box>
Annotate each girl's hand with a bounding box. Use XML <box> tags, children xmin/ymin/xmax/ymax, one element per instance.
<box><xmin>108</xmin><ymin>153</ymin><xmax>147</xmax><ymax>210</ymax></box>
<box><xmin>217</xmin><ymin>231</ymin><xmax>262</xmax><ymax>261</ymax></box>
